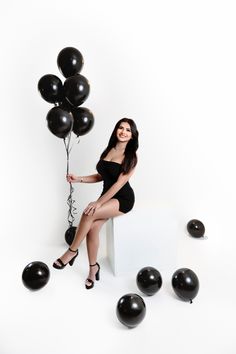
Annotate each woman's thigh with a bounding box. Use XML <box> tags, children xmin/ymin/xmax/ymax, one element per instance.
<box><xmin>90</xmin><ymin>199</ymin><xmax>124</xmax><ymax>220</ymax></box>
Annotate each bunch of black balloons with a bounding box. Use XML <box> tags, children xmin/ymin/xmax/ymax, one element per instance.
<box><xmin>38</xmin><ymin>47</ymin><xmax>95</xmax><ymax>235</ymax></box>
<box><xmin>38</xmin><ymin>47</ymin><xmax>94</xmax><ymax>139</ymax></box>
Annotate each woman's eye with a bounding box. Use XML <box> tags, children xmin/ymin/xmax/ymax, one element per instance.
<box><xmin>118</xmin><ymin>126</ymin><xmax>130</xmax><ymax>132</ymax></box>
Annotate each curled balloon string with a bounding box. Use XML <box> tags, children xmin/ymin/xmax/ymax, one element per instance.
<box><xmin>63</xmin><ymin>132</ymin><xmax>78</xmax><ymax>227</ymax></box>
<box><xmin>67</xmin><ymin>183</ymin><xmax>77</xmax><ymax>227</ymax></box>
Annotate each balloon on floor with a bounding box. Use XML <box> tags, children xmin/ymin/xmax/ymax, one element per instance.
<box><xmin>22</xmin><ymin>261</ymin><xmax>50</xmax><ymax>291</ymax></box>
<box><xmin>136</xmin><ymin>266</ymin><xmax>162</xmax><ymax>296</ymax></box>
<box><xmin>116</xmin><ymin>293</ymin><xmax>146</xmax><ymax>328</ymax></box>
<box><xmin>172</xmin><ymin>268</ymin><xmax>199</xmax><ymax>303</ymax></box>
<box><xmin>65</xmin><ymin>226</ymin><xmax>77</xmax><ymax>246</ymax></box>
<box><xmin>187</xmin><ymin>219</ymin><xmax>205</xmax><ymax>238</ymax></box>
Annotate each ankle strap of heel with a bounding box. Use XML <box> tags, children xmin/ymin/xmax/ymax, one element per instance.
<box><xmin>90</xmin><ymin>263</ymin><xmax>97</xmax><ymax>267</ymax></box>
<box><xmin>69</xmin><ymin>248</ymin><xmax>77</xmax><ymax>253</ymax></box>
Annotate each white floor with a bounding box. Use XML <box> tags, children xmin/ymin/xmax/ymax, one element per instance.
<box><xmin>1</xmin><ymin>219</ymin><xmax>236</xmax><ymax>354</ymax></box>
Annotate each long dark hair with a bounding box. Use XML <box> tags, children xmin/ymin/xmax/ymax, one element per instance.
<box><xmin>97</xmin><ymin>118</ymin><xmax>139</xmax><ymax>174</ymax></box>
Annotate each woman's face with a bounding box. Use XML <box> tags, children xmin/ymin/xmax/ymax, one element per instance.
<box><xmin>116</xmin><ymin>122</ymin><xmax>132</xmax><ymax>143</ymax></box>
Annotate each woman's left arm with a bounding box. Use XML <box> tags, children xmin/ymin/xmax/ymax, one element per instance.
<box><xmin>97</xmin><ymin>167</ymin><xmax>136</xmax><ymax>206</ymax></box>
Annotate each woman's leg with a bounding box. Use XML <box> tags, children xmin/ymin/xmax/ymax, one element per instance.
<box><xmin>53</xmin><ymin>199</ymin><xmax>122</xmax><ymax>266</ymax></box>
<box><xmin>86</xmin><ymin>218</ymin><xmax>108</xmax><ymax>265</ymax></box>
<box><xmin>85</xmin><ymin>218</ymin><xmax>108</xmax><ymax>286</ymax></box>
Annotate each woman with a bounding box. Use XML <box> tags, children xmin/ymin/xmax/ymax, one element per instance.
<box><xmin>53</xmin><ymin>118</ymin><xmax>139</xmax><ymax>289</ymax></box>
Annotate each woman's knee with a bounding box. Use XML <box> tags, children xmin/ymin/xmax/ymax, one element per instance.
<box><xmin>93</xmin><ymin>200</ymin><xmax>123</xmax><ymax>219</ymax></box>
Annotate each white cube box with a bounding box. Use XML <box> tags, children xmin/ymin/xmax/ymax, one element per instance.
<box><xmin>106</xmin><ymin>206</ymin><xmax>179</xmax><ymax>276</ymax></box>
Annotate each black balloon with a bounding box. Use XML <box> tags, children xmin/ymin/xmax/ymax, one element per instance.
<box><xmin>64</xmin><ymin>74</ymin><xmax>90</xmax><ymax>107</ymax></box>
<box><xmin>22</xmin><ymin>261</ymin><xmax>50</xmax><ymax>290</ymax></box>
<box><xmin>136</xmin><ymin>266</ymin><xmax>162</xmax><ymax>296</ymax></box>
<box><xmin>172</xmin><ymin>268</ymin><xmax>200</xmax><ymax>303</ymax></box>
<box><xmin>38</xmin><ymin>74</ymin><xmax>64</xmax><ymax>104</ymax></box>
<box><xmin>116</xmin><ymin>293</ymin><xmax>146</xmax><ymax>328</ymax></box>
<box><xmin>187</xmin><ymin>219</ymin><xmax>205</xmax><ymax>238</ymax></box>
<box><xmin>46</xmin><ymin>107</ymin><xmax>73</xmax><ymax>139</ymax></box>
<box><xmin>57</xmin><ymin>47</ymin><xmax>84</xmax><ymax>78</ymax></box>
<box><xmin>65</xmin><ymin>226</ymin><xmax>77</xmax><ymax>246</ymax></box>
<box><xmin>72</xmin><ymin>107</ymin><xmax>94</xmax><ymax>136</ymax></box>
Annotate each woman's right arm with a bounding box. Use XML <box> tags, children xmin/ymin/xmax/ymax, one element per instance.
<box><xmin>66</xmin><ymin>173</ymin><xmax>103</xmax><ymax>183</ymax></box>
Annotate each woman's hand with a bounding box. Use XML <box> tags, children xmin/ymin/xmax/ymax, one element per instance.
<box><xmin>66</xmin><ymin>174</ymin><xmax>78</xmax><ymax>183</ymax></box>
<box><xmin>83</xmin><ymin>201</ymin><xmax>102</xmax><ymax>215</ymax></box>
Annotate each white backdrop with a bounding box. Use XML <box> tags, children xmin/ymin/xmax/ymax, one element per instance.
<box><xmin>2</xmin><ymin>1</ymin><xmax>235</xmax><ymax>239</ymax></box>
<box><xmin>1</xmin><ymin>1</ymin><xmax>236</xmax><ymax>353</ymax></box>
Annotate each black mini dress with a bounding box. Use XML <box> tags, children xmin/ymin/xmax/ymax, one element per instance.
<box><xmin>96</xmin><ymin>159</ymin><xmax>135</xmax><ymax>214</ymax></box>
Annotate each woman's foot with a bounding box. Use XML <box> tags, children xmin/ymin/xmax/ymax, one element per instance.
<box><xmin>85</xmin><ymin>263</ymin><xmax>100</xmax><ymax>289</ymax></box>
<box><xmin>53</xmin><ymin>248</ymin><xmax>78</xmax><ymax>269</ymax></box>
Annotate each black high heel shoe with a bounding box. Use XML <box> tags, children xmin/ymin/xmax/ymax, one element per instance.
<box><xmin>53</xmin><ymin>248</ymin><xmax>78</xmax><ymax>269</ymax></box>
<box><xmin>85</xmin><ymin>263</ymin><xmax>100</xmax><ymax>289</ymax></box>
